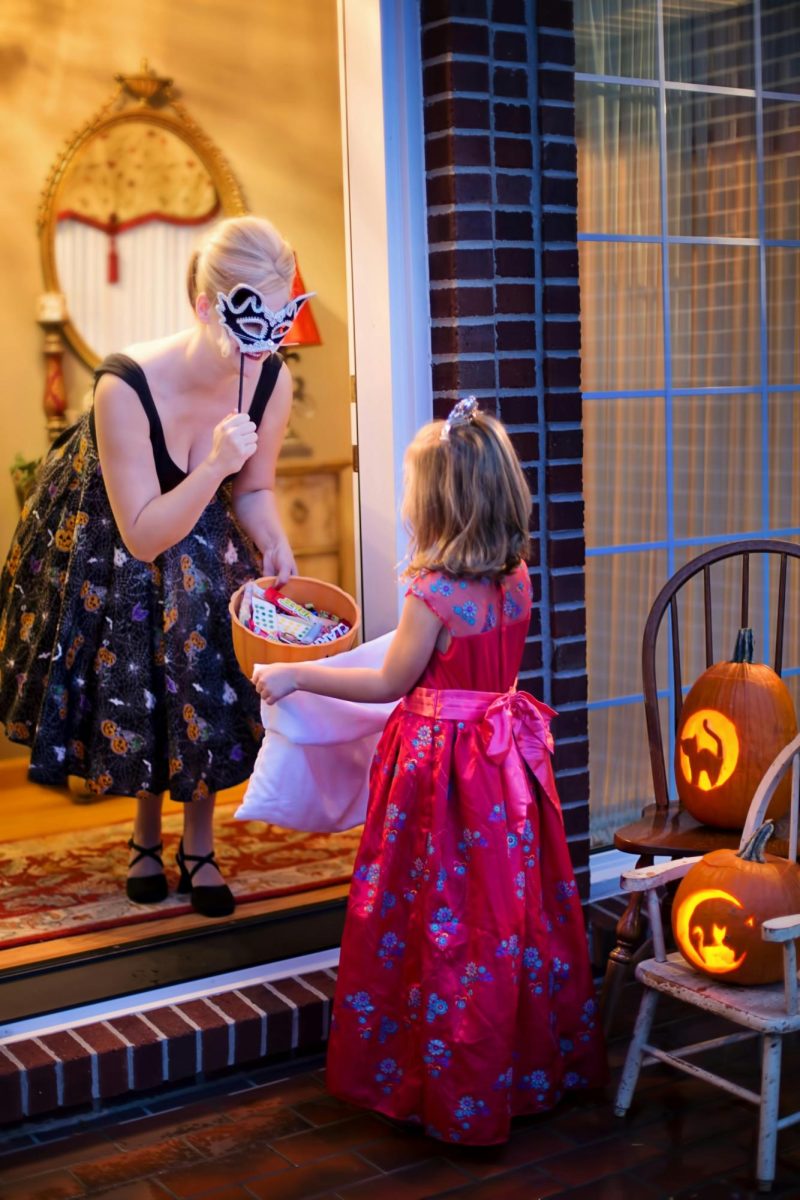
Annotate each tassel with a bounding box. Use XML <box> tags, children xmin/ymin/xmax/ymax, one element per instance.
<box><xmin>108</xmin><ymin>213</ymin><xmax>119</xmax><ymax>284</ymax></box>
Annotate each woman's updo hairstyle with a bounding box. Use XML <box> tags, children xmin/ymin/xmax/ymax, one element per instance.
<box><xmin>187</xmin><ymin>215</ymin><xmax>296</xmax><ymax>311</ymax></box>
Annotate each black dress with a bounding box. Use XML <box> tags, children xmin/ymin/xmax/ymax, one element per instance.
<box><xmin>0</xmin><ymin>352</ymin><xmax>282</xmax><ymax>802</ymax></box>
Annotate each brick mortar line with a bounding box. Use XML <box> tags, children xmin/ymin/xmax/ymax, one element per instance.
<box><xmin>102</xmin><ymin>1021</ymin><xmax>134</xmax><ymax>1094</ymax></box>
<box><xmin>233</xmin><ymin>990</ymin><xmax>269</xmax><ymax>1059</ymax></box>
<box><xmin>202</xmin><ymin>997</ymin><xmax>237</xmax><ymax>1068</ymax></box>
<box><xmin>172</xmin><ymin>1005</ymin><xmax>203</xmax><ymax>1076</ymax></box>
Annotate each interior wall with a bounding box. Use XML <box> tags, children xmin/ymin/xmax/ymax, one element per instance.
<box><xmin>0</xmin><ymin>0</ymin><xmax>352</xmax><ymax>759</ymax></box>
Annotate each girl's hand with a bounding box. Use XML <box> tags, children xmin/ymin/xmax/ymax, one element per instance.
<box><xmin>263</xmin><ymin>538</ymin><xmax>297</xmax><ymax>587</ymax></box>
<box><xmin>208</xmin><ymin>413</ymin><xmax>258</xmax><ymax>476</ymax></box>
<box><xmin>252</xmin><ymin>663</ymin><xmax>298</xmax><ymax>704</ymax></box>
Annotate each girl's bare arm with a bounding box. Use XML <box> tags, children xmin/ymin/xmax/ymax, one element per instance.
<box><xmin>252</xmin><ymin>593</ymin><xmax>443</xmax><ymax>705</ymax></box>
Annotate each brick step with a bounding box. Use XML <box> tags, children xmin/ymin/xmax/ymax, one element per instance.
<box><xmin>0</xmin><ymin>968</ymin><xmax>337</xmax><ymax>1126</ymax></box>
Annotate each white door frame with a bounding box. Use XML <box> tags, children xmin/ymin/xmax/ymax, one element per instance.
<box><xmin>337</xmin><ymin>0</ymin><xmax>431</xmax><ymax>639</ymax></box>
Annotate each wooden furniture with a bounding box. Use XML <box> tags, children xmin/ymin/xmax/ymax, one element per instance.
<box><xmin>614</xmin><ymin>731</ymin><xmax>800</xmax><ymax>1193</ymax></box>
<box><xmin>275</xmin><ymin>460</ymin><xmax>355</xmax><ymax>598</ymax></box>
<box><xmin>601</xmin><ymin>540</ymin><xmax>800</xmax><ymax>1032</ymax></box>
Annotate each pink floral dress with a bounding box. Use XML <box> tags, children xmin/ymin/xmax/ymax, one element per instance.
<box><xmin>326</xmin><ymin>564</ymin><xmax>607</xmax><ymax>1144</ymax></box>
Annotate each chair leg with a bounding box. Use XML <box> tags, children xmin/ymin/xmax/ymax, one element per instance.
<box><xmin>600</xmin><ymin>859</ymin><xmax>652</xmax><ymax>1035</ymax></box>
<box><xmin>614</xmin><ymin>987</ymin><xmax>659</xmax><ymax>1117</ymax></box>
<box><xmin>756</xmin><ymin>1033</ymin><xmax>782</xmax><ymax>1193</ymax></box>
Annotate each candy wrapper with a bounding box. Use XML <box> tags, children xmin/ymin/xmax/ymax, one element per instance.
<box><xmin>239</xmin><ymin>582</ymin><xmax>351</xmax><ymax>647</ymax></box>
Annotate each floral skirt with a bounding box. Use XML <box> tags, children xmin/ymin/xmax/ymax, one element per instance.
<box><xmin>325</xmin><ymin>688</ymin><xmax>608</xmax><ymax>1144</ymax></box>
<box><xmin>0</xmin><ymin>414</ymin><xmax>264</xmax><ymax>802</ymax></box>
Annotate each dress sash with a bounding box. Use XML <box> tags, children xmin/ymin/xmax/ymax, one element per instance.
<box><xmin>403</xmin><ymin>686</ymin><xmax>561</xmax><ymax>831</ymax></box>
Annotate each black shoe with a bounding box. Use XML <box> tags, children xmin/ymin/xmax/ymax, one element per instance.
<box><xmin>176</xmin><ymin>838</ymin><xmax>236</xmax><ymax>918</ymax></box>
<box><xmin>126</xmin><ymin>838</ymin><xmax>168</xmax><ymax>904</ymax></box>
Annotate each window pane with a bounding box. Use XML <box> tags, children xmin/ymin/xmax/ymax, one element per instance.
<box><xmin>671</xmin><ymin>544</ymin><xmax>774</xmax><ymax>684</ymax></box>
<box><xmin>587</xmin><ymin>548</ymin><xmax>668</xmax><ymax>845</ymax></box>
<box><xmin>761</xmin><ymin>0</ymin><xmax>800</xmax><ymax>95</ymax></box>
<box><xmin>763</xmin><ymin>101</ymin><xmax>800</xmax><ymax>241</ymax></box>
<box><xmin>672</xmin><ymin>394</ymin><xmax>762</xmax><ymax>540</ymax></box>
<box><xmin>583</xmin><ymin>398</ymin><xmax>666</xmax><ymax>548</ymax></box>
<box><xmin>589</xmin><ymin>699</ymin><xmax>668</xmax><ymax>848</ymax></box>
<box><xmin>669</xmin><ymin>245</ymin><xmax>760</xmax><ymax>388</ymax></box>
<box><xmin>579</xmin><ymin>241</ymin><xmax>664</xmax><ymax>391</ymax></box>
<box><xmin>667</xmin><ymin>93</ymin><xmax>757</xmax><ymax>238</ymax></box>
<box><xmin>663</xmin><ymin>0</ymin><xmax>755</xmax><ymax>89</ymax></box>
<box><xmin>769</xmin><ymin>393</ymin><xmax>800</xmax><ymax>529</ymax></box>
<box><xmin>587</xmin><ymin>550</ymin><xmax>668</xmax><ymax>704</ymax></box>
<box><xmin>767</xmin><ymin>248</ymin><xmax>800</xmax><ymax>384</ymax></box>
<box><xmin>574</xmin><ymin>0</ymin><xmax>658</xmax><ymax>79</ymax></box>
<box><xmin>577</xmin><ymin>83</ymin><xmax>661</xmax><ymax>236</ymax></box>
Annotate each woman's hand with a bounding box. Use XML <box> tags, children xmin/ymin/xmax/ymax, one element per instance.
<box><xmin>263</xmin><ymin>538</ymin><xmax>297</xmax><ymax>587</ymax></box>
<box><xmin>207</xmin><ymin>413</ymin><xmax>258</xmax><ymax>477</ymax></box>
<box><xmin>252</xmin><ymin>663</ymin><xmax>298</xmax><ymax>704</ymax></box>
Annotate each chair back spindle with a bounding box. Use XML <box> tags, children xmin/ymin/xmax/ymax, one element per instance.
<box><xmin>703</xmin><ymin>565</ymin><xmax>713</xmax><ymax>668</ymax></box>
<box><xmin>641</xmin><ymin>541</ymin><xmax>800</xmax><ymax>813</ymax></box>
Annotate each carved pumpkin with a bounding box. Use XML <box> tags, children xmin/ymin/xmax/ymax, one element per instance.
<box><xmin>675</xmin><ymin>628</ymin><xmax>797</xmax><ymax>829</ymax></box>
<box><xmin>672</xmin><ymin>822</ymin><xmax>800</xmax><ymax>985</ymax></box>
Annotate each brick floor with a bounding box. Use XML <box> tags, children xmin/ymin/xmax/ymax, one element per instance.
<box><xmin>0</xmin><ymin>984</ymin><xmax>796</xmax><ymax>1200</ymax></box>
<box><xmin>2</xmin><ymin>982</ymin><xmax>800</xmax><ymax>1199</ymax></box>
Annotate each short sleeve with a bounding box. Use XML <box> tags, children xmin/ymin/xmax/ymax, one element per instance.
<box><xmin>405</xmin><ymin>570</ymin><xmax>497</xmax><ymax>635</ymax></box>
<box><xmin>405</xmin><ymin>570</ymin><xmax>458</xmax><ymax>629</ymax></box>
<box><xmin>500</xmin><ymin>563</ymin><xmax>532</xmax><ymax>624</ymax></box>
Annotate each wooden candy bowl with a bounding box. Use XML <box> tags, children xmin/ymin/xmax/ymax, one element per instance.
<box><xmin>229</xmin><ymin>575</ymin><xmax>360</xmax><ymax>676</ymax></box>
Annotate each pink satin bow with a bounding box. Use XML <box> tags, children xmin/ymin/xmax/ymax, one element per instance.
<box><xmin>482</xmin><ymin>691</ymin><xmax>561</xmax><ymax>831</ymax></box>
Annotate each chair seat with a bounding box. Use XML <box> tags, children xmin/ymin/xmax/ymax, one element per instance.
<box><xmin>636</xmin><ymin>953</ymin><xmax>800</xmax><ymax>1033</ymax></box>
<box><xmin>615</xmin><ymin>804</ymin><xmax>797</xmax><ymax>859</ymax></box>
<box><xmin>615</xmin><ymin>804</ymin><xmax>748</xmax><ymax>858</ymax></box>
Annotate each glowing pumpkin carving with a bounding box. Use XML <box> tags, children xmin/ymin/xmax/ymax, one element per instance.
<box><xmin>672</xmin><ymin>821</ymin><xmax>800</xmax><ymax>985</ymax></box>
<box><xmin>675</xmin><ymin>628</ymin><xmax>797</xmax><ymax>829</ymax></box>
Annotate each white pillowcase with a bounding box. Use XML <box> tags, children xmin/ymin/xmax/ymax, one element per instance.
<box><xmin>234</xmin><ymin>632</ymin><xmax>396</xmax><ymax>832</ymax></box>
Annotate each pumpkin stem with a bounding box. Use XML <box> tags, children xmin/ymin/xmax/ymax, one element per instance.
<box><xmin>732</xmin><ymin>627</ymin><xmax>755</xmax><ymax>664</ymax></box>
<box><xmin>737</xmin><ymin>820</ymin><xmax>774</xmax><ymax>863</ymax></box>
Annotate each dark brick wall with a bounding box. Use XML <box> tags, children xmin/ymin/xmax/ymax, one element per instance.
<box><xmin>419</xmin><ymin>0</ymin><xmax>589</xmax><ymax>895</ymax></box>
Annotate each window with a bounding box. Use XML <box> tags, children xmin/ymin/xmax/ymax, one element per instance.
<box><xmin>575</xmin><ymin>0</ymin><xmax>800</xmax><ymax>847</ymax></box>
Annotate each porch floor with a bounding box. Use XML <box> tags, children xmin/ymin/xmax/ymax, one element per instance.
<box><xmin>2</xmin><ymin>980</ymin><xmax>800</xmax><ymax>1200</ymax></box>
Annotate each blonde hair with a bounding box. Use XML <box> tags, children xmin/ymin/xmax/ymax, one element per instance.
<box><xmin>402</xmin><ymin>409</ymin><xmax>531</xmax><ymax>579</ymax></box>
<box><xmin>187</xmin><ymin>215</ymin><xmax>296</xmax><ymax>310</ymax></box>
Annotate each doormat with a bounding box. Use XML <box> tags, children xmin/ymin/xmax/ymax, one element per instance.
<box><xmin>0</xmin><ymin>802</ymin><xmax>361</xmax><ymax>950</ymax></box>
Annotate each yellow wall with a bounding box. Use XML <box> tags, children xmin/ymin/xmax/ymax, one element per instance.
<box><xmin>0</xmin><ymin>0</ymin><xmax>352</xmax><ymax>758</ymax></box>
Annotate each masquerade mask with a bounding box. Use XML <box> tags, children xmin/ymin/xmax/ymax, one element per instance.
<box><xmin>441</xmin><ymin>395</ymin><xmax>479</xmax><ymax>441</ymax></box>
<box><xmin>215</xmin><ymin>283</ymin><xmax>315</xmax><ymax>354</ymax></box>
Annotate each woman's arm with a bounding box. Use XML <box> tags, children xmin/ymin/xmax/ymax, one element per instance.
<box><xmin>94</xmin><ymin>374</ymin><xmax>256</xmax><ymax>562</ymax></box>
<box><xmin>252</xmin><ymin>593</ymin><xmax>443</xmax><ymax>705</ymax></box>
<box><xmin>232</xmin><ymin>362</ymin><xmax>296</xmax><ymax>584</ymax></box>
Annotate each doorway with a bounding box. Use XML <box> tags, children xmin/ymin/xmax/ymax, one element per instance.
<box><xmin>0</xmin><ymin>0</ymin><xmax>423</xmax><ymax>1016</ymax></box>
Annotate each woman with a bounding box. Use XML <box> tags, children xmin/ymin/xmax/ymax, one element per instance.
<box><xmin>0</xmin><ymin>215</ymin><xmax>299</xmax><ymax>916</ymax></box>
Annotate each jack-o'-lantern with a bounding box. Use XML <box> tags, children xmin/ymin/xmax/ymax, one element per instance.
<box><xmin>675</xmin><ymin>628</ymin><xmax>797</xmax><ymax>829</ymax></box>
<box><xmin>672</xmin><ymin>821</ymin><xmax>800</xmax><ymax>985</ymax></box>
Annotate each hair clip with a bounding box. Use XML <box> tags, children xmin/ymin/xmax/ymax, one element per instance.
<box><xmin>440</xmin><ymin>396</ymin><xmax>479</xmax><ymax>441</ymax></box>
<box><xmin>216</xmin><ymin>283</ymin><xmax>315</xmax><ymax>354</ymax></box>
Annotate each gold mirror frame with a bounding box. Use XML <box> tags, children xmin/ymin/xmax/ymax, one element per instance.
<box><xmin>37</xmin><ymin>64</ymin><xmax>247</xmax><ymax>370</ymax></box>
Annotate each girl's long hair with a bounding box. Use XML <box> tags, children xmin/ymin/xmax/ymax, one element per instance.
<box><xmin>402</xmin><ymin>410</ymin><xmax>531</xmax><ymax>579</ymax></box>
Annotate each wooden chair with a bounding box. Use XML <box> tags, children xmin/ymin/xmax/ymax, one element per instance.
<box><xmin>614</xmin><ymin>730</ymin><xmax>800</xmax><ymax>1193</ymax></box>
<box><xmin>600</xmin><ymin>539</ymin><xmax>800</xmax><ymax>1032</ymax></box>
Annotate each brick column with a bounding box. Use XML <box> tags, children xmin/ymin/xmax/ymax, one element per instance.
<box><xmin>419</xmin><ymin>0</ymin><xmax>589</xmax><ymax>895</ymax></box>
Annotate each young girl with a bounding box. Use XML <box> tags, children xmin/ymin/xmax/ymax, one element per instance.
<box><xmin>253</xmin><ymin>398</ymin><xmax>607</xmax><ymax>1144</ymax></box>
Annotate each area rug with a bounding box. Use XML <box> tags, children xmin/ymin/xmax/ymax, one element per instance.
<box><xmin>0</xmin><ymin>801</ymin><xmax>361</xmax><ymax>950</ymax></box>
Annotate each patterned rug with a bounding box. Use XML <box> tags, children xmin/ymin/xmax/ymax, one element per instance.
<box><xmin>0</xmin><ymin>801</ymin><xmax>361</xmax><ymax>950</ymax></box>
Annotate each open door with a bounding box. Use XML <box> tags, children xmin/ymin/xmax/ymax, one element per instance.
<box><xmin>0</xmin><ymin>0</ymin><xmax>427</xmax><ymax>1023</ymax></box>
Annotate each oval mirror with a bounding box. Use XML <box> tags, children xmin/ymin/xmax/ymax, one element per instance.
<box><xmin>38</xmin><ymin>65</ymin><xmax>246</xmax><ymax>369</ymax></box>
